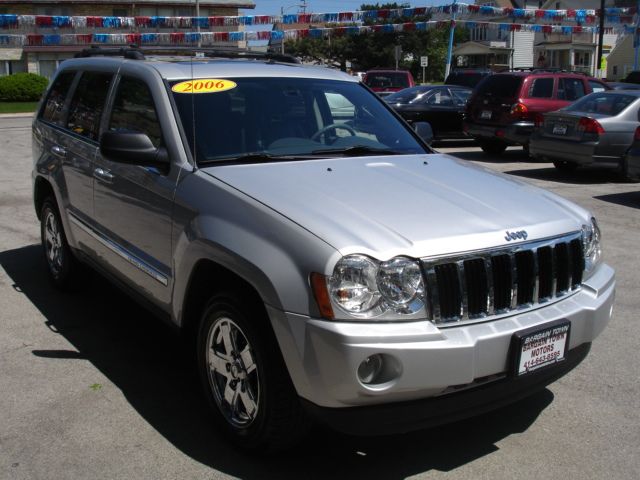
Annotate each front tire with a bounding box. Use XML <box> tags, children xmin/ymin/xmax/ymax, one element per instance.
<box><xmin>40</xmin><ymin>197</ymin><xmax>83</xmax><ymax>289</ymax></box>
<box><xmin>196</xmin><ymin>293</ymin><xmax>308</xmax><ymax>451</ymax></box>
<box><xmin>479</xmin><ymin>138</ymin><xmax>507</xmax><ymax>155</ymax></box>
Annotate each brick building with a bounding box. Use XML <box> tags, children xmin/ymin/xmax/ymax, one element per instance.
<box><xmin>0</xmin><ymin>1</ymin><xmax>255</xmax><ymax>78</ymax></box>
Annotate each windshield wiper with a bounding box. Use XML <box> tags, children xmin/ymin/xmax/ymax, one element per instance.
<box><xmin>198</xmin><ymin>152</ymin><xmax>321</xmax><ymax>166</ymax></box>
<box><xmin>311</xmin><ymin>145</ymin><xmax>404</xmax><ymax>157</ymax></box>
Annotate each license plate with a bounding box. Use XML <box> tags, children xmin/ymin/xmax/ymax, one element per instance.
<box><xmin>481</xmin><ymin>110</ymin><xmax>492</xmax><ymax>119</ymax></box>
<box><xmin>552</xmin><ymin>124</ymin><xmax>567</xmax><ymax>135</ymax></box>
<box><xmin>512</xmin><ymin>320</ymin><xmax>571</xmax><ymax>376</ymax></box>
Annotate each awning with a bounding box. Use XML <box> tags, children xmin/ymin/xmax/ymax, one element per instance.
<box><xmin>454</xmin><ymin>41</ymin><xmax>512</xmax><ymax>56</ymax></box>
<box><xmin>0</xmin><ymin>48</ymin><xmax>23</xmax><ymax>61</ymax></box>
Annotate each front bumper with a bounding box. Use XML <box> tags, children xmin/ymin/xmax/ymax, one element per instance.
<box><xmin>465</xmin><ymin>121</ymin><xmax>534</xmax><ymax>146</ymax></box>
<box><xmin>268</xmin><ymin>263</ymin><xmax>614</xmax><ymax>429</ymax></box>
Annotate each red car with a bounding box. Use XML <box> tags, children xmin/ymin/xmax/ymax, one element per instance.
<box><xmin>464</xmin><ymin>71</ymin><xmax>609</xmax><ymax>154</ymax></box>
<box><xmin>363</xmin><ymin>69</ymin><xmax>415</xmax><ymax>96</ymax></box>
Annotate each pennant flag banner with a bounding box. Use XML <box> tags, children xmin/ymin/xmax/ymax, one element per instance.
<box><xmin>0</xmin><ymin>3</ymin><xmax>636</xmax><ymax>31</ymax></box>
<box><xmin>0</xmin><ymin>19</ymin><xmax>621</xmax><ymax>47</ymax></box>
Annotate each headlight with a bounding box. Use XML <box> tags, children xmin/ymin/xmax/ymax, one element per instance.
<box><xmin>328</xmin><ymin>254</ymin><xmax>425</xmax><ymax>318</ymax></box>
<box><xmin>582</xmin><ymin>216</ymin><xmax>602</xmax><ymax>278</ymax></box>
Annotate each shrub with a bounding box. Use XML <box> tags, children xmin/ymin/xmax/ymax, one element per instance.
<box><xmin>0</xmin><ymin>73</ymin><xmax>49</xmax><ymax>102</ymax></box>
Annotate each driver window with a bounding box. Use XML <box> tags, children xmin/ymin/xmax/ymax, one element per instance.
<box><xmin>109</xmin><ymin>77</ymin><xmax>162</xmax><ymax>147</ymax></box>
<box><xmin>426</xmin><ymin>90</ymin><xmax>453</xmax><ymax>106</ymax></box>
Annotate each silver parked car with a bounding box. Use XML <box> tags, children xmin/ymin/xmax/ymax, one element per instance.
<box><xmin>530</xmin><ymin>90</ymin><xmax>640</xmax><ymax>180</ymax></box>
<box><xmin>32</xmin><ymin>47</ymin><xmax>614</xmax><ymax>451</ymax></box>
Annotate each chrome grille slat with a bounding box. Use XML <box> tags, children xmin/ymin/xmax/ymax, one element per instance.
<box><xmin>421</xmin><ymin>232</ymin><xmax>583</xmax><ymax>325</ymax></box>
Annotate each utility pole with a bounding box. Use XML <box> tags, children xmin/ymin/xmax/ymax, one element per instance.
<box><xmin>196</xmin><ymin>0</ymin><xmax>201</xmax><ymax>47</ymax></box>
<box><xmin>596</xmin><ymin>0</ymin><xmax>605</xmax><ymax>78</ymax></box>
<box><xmin>444</xmin><ymin>0</ymin><xmax>457</xmax><ymax>80</ymax></box>
<box><xmin>635</xmin><ymin>0</ymin><xmax>640</xmax><ymax>71</ymax></box>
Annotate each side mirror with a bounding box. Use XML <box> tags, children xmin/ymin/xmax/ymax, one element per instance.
<box><xmin>100</xmin><ymin>131</ymin><xmax>169</xmax><ymax>168</ymax></box>
<box><xmin>414</xmin><ymin>121</ymin><xmax>434</xmax><ymax>145</ymax></box>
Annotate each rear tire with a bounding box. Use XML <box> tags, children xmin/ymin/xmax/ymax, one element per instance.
<box><xmin>553</xmin><ymin>160</ymin><xmax>578</xmax><ymax>173</ymax></box>
<box><xmin>621</xmin><ymin>155</ymin><xmax>640</xmax><ymax>183</ymax></box>
<box><xmin>479</xmin><ymin>139</ymin><xmax>507</xmax><ymax>155</ymax></box>
<box><xmin>40</xmin><ymin>197</ymin><xmax>84</xmax><ymax>290</ymax></box>
<box><xmin>196</xmin><ymin>292</ymin><xmax>309</xmax><ymax>451</ymax></box>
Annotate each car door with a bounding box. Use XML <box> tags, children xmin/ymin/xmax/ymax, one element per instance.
<box><xmin>38</xmin><ymin>70</ymin><xmax>115</xmax><ymax>253</ymax></box>
<box><xmin>92</xmin><ymin>71</ymin><xmax>180</xmax><ymax>306</ymax></box>
<box><xmin>422</xmin><ymin>88</ymin><xmax>456</xmax><ymax>136</ymax></box>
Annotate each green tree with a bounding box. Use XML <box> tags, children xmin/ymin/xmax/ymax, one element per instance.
<box><xmin>283</xmin><ymin>3</ymin><xmax>468</xmax><ymax>82</ymax></box>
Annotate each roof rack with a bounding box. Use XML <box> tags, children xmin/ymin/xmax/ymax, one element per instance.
<box><xmin>74</xmin><ymin>45</ymin><xmax>300</xmax><ymax>64</ymax></box>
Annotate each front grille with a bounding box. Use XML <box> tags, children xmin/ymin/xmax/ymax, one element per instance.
<box><xmin>422</xmin><ymin>233</ymin><xmax>584</xmax><ymax>324</ymax></box>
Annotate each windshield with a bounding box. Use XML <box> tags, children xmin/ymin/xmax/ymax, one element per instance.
<box><xmin>171</xmin><ymin>77</ymin><xmax>427</xmax><ymax>164</ymax></box>
<box><xmin>446</xmin><ymin>72</ymin><xmax>486</xmax><ymax>88</ymax></box>
<box><xmin>475</xmin><ymin>75</ymin><xmax>523</xmax><ymax>99</ymax></box>
<box><xmin>564</xmin><ymin>92</ymin><xmax>639</xmax><ymax>116</ymax></box>
<box><xmin>364</xmin><ymin>72</ymin><xmax>410</xmax><ymax>89</ymax></box>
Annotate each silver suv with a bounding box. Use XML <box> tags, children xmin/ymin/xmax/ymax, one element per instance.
<box><xmin>32</xmin><ymin>47</ymin><xmax>615</xmax><ymax>451</ymax></box>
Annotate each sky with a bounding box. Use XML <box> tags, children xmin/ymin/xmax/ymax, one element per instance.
<box><xmin>242</xmin><ymin>1</ymin><xmax>444</xmax><ymax>16</ymax></box>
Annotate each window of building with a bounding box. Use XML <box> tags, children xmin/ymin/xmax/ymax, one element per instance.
<box><xmin>471</xmin><ymin>27</ymin><xmax>487</xmax><ymax>42</ymax></box>
<box><xmin>113</xmin><ymin>8</ymin><xmax>128</xmax><ymax>17</ymax></box>
<box><xmin>109</xmin><ymin>77</ymin><xmax>162</xmax><ymax>148</ymax></box>
<box><xmin>67</xmin><ymin>72</ymin><xmax>113</xmax><ymax>141</ymax></box>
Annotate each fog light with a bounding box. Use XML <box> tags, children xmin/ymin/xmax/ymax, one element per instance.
<box><xmin>357</xmin><ymin>354</ymin><xmax>384</xmax><ymax>385</ymax></box>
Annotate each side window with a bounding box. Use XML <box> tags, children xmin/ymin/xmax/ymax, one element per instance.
<box><xmin>41</xmin><ymin>71</ymin><xmax>76</xmax><ymax>125</ymax></box>
<box><xmin>109</xmin><ymin>77</ymin><xmax>162</xmax><ymax>147</ymax></box>
<box><xmin>426</xmin><ymin>90</ymin><xmax>453</xmax><ymax>106</ymax></box>
<box><xmin>557</xmin><ymin>78</ymin><xmax>586</xmax><ymax>101</ymax></box>
<box><xmin>324</xmin><ymin>92</ymin><xmax>355</xmax><ymax>123</ymax></box>
<box><xmin>66</xmin><ymin>72</ymin><xmax>113</xmax><ymax>141</ymax></box>
<box><xmin>588</xmin><ymin>80</ymin><xmax>607</xmax><ymax>93</ymax></box>
<box><xmin>528</xmin><ymin>78</ymin><xmax>554</xmax><ymax>98</ymax></box>
<box><xmin>450</xmin><ymin>88</ymin><xmax>471</xmax><ymax>105</ymax></box>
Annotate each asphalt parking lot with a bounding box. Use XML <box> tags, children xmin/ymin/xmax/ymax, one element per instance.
<box><xmin>1</xmin><ymin>116</ymin><xmax>639</xmax><ymax>479</ymax></box>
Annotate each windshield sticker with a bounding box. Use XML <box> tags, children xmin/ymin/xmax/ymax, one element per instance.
<box><xmin>171</xmin><ymin>79</ymin><xmax>237</xmax><ymax>94</ymax></box>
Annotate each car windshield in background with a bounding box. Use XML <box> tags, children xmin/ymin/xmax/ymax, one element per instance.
<box><xmin>384</xmin><ymin>86</ymin><xmax>431</xmax><ymax>103</ymax></box>
<box><xmin>565</xmin><ymin>92</ymin><xmax>639</xmax><ymax>116</ymax></box>
<box><xmin>475</xmin><ymin>75</ymin><xmax>523</xmax><ymax>98</ymax></box>
<box><xmin>365</xmin><ymin>72</ymin><xmax>410</xmax><ymax>89</ymax></box>
<box><xmin>171</xmin><ymin>77</ymin><xmax>427</xmax><ymax>164</ymax></box>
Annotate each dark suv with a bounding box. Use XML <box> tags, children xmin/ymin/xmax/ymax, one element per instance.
<box><xmin>464</xmin><ymin>71</ymin><xmax>609</xmax><ymax>154</ymax></box>
<box><xmin>445</xmin><ymin>68</ymin><xmax>492</xmax><ymax>89</ymax></box>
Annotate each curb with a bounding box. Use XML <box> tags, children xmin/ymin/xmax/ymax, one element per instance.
<box><xmin>0</xmin><ymin>112</ymin><xmax>35</xmax><ymax>119</ymax></box>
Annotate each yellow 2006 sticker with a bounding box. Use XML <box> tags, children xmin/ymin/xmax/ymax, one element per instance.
<box><xmin>171</xmin><ymin>78</ymin><xmax>237</xmax><ymax>94</ymax></box>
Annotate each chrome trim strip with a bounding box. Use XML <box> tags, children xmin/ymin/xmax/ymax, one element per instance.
<box><xmin>67</xmin><ymin>211</ymin><xmax>169</xmax><ymax>286</ymax></box>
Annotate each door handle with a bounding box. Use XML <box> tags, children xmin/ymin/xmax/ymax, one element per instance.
<box><xmin>93</xmin><ymin>167</ymin><xmax>114</xmax><ymax>183</ymax></box>
<box><xmin>51</xmin><ymin>145</ymin><xmax>66</xmax><ymax>158</ymax></box>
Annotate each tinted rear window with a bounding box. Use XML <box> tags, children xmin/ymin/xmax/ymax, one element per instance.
<box><xmin>565</xmin><ymin>93</ymin><xmax>638</xmax><ymax>116</ymax></box>
<box><xmin>446</xmin><ymin>72</ymin><xmax>486</xmax><ymax>88</ymax></box>
<box><xmin>528</xmin><ymin>78</ymin><xmax>554</xmax><ymax>98</ymax></box>
<box><xmin>364</xmin><ymin>72</ymin><xmax>410</xmax><ymax>89</ymax></box>
<box><xmin>41</xmin><ymin>71</ymin><xmax>76</xmax><ymax>125</ymax></box>
<box><xmin>475</xmin><ymin>75</ymin><xmax>523</xmax><ymax>98</ymax></box>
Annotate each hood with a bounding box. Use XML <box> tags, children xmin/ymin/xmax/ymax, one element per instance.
<box><xmin>202</xmin><ymin>154</ymin><xmax>589</xmax><ymax>260</ymax></box>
